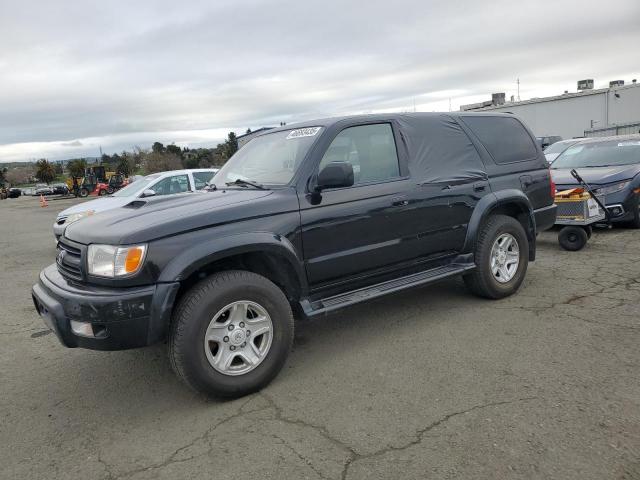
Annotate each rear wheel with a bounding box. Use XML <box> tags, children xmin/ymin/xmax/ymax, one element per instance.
<box><xmin>464</xmin><ymin>215</ymin><xmax>529</xmax><ymax>299</ymax></box>
<box><xmin>169</xmin><ymin>270</ymin><xmax>294</xmax><ymax>398</ymax></box>
<box><xmin>98</xmin><ymin>189</ymin><xmax>107</xmax><ymax>196</ymax></box>
<box><xmin>558</xmin><ymin>226</ymin><xmax>588</xmax><ymax>251</ymax></box>
<box><xmin>79</xmin><ymin>188</ymin><xmax>89</xmax><ymax>198</ymax></box>
<box><xmin>107</xmin><ymin>187</ymin><xmax>115</xmax><ymax>194</ymax></box>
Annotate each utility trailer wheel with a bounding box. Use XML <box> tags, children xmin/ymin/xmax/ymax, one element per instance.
<box><xmin>558</xmin><ymin>226</ymin><xmax>588</xmax><ymax>251</ymax></box>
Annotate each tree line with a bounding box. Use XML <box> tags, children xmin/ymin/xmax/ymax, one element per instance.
<box><xmin>1</xmin><ymin>131</ymin><xmax>240</xmax><ymax>186</ymax></box>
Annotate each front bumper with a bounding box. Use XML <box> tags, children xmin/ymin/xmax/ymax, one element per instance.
<box><xmin>32</xmin><ymin>265</ymin><xmax>179</xmax><ymax>350</ymax></box>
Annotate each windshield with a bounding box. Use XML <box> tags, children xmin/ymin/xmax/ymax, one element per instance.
<box><xmin>212</xmin><ymin>127</ymin><xmax>323</xmax><ymax>187</ymax></box>
<box><xmin>110</xmin><ymin>175</ymin><xmax>159</xmax><ymax>197</ymax></box>
<box><xmin>545</xmin><ymin>140</ymin><xmax>579</xmax><ymax>155</ymax></box>
<box><xmin>551</xmin><ymin>139</ymin><xmax>640</xmax><ymax>169</ymax></box>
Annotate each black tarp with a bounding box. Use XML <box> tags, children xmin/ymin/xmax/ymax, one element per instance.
<box><xmin>397</xmin><ymin>114</ymin><xmax>487</xmax><ymax>184</ymax></box>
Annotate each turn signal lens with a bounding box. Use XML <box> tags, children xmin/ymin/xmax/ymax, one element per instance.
<box><xmin>124</xmin><ymin>247</ymin><xmax>145</xmax><ymax>273</ymax></box>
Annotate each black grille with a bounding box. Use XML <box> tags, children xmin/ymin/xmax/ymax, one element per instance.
<box><xmin>56</xmin><ymin>239</ymin><xmax>83</xmax><ymax>281</ymax></box>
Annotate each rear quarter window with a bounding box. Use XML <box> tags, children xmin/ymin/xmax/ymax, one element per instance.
<box><xmin>464</xmin><ymin>116</ymin><xmax>538</xmax><ymax>164</ymax></box>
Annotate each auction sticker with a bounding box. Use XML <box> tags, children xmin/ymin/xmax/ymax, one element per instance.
<box><xmin>287</xmin><ymin>127</ymin><xmax>321</xmax><ymax>139</ymax></box>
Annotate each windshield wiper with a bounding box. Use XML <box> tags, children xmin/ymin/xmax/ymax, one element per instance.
<box><xmin>225</xmin><ymin>179</ymin><xmax>266</xmax><ymax>190</ymax></box>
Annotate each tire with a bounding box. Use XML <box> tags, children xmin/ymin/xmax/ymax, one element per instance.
<box><xmin>464</xmin><ymin>214</ymin><xmax>529</xmax><ymax>299</ymax></box>
<box><xmin>169</xmin><ymin>270</ymin><xmax>294</xmax><ymax>398</ymax></box>
<box><xmin>558</xmin><ymin>226</ymin><xmax>588</xmax><ymax>251</ymax></box>
<box><xmin>79</xmin><ymin>188</ymin><xmax>89</xmax><ymax>198</ymax></box>
<box><xmin>98</xmin><ymin>189</ymin><xmax>107</xmax><ymax>196</ymax></box>
<box><xmin>625</xmin><ymin>198</ymin><xmax>640</xmax><ymax>229</ymax></box>
<box><xmin>107</xmin><ymin>187</ymin><xmax>115</xmax><ymax>194</ymax></box>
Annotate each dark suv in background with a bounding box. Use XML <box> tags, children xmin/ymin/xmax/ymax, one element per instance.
<box><xmin>33</xmin><ymin>113</ymin><xmax>556</xmax><ymax>397</ymax></box>
<box><xmin>551</xmin><ymin>135</ymin><xmax>640</xmax><ymax>227</ymax></box>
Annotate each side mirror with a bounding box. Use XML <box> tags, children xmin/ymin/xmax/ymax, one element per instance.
<box><xmin>141</xmin><ymin>189</ymin><xmax>156</xmax><ymax>198</ymax></box>
<box><xmin>316</xmin><ymin>162</ymin><xmax>354</xmax><ymax>191</ymax></box>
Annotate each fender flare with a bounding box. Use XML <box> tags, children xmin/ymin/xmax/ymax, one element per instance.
<box><xmin>463</xmin><ymin>190</ymin><xmax>537</xmax><ymax>260</ymax></box>
<box><xmin>158</xmin><ymin>231</ymin><xmax>308</xmax><ymax>293</ymax></box>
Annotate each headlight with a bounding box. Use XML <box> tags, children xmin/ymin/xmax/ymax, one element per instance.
<box><xmin>87</xmin><ymin>244</ymin><xmax>147</xmax><ymax>278</ymax></box>
<box><xmin>66</xmin><ymin>210</ymin><xmax>95</xmax><ymax>224</ymax></box>
<box><xmin>593</xmin><ymin>181</ymin><xmax>631</xmax><ymax>196</ymax></box>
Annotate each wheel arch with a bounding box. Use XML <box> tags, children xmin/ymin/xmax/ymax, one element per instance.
<box><xmin>464</xmin><ymin>190</ymin><xmax>536</xmax><ymax>261</ymax></box>
<box><xmin>159</xmin><ymin>232</ymin><xmax>308</xmax><ymax>305</ymax></box>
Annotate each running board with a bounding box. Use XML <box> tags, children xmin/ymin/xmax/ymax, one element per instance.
<box><xmin>302</xmin><ymin>263</ymin><xmax>475</xmax><ymax>316</ymax></box>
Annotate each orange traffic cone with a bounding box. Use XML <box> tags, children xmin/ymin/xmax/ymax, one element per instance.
<box><xmin>40</xmin><ymin>194</ymin><xmax>48</xmax><ymax>207</ymax></box>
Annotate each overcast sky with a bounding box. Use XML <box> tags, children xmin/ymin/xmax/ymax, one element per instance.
<box><xmin>1</xmin><ymin>0</ymin><xmax>638</xmax><ymax>162</ymax></box>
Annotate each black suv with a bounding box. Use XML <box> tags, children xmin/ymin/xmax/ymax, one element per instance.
<box><xmin>33</xmin><ymin>113</ymin><xmax>556</xmax><ymax>397</ymax></box>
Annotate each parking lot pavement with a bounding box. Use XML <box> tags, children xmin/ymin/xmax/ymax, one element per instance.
<box><xmin>1</xmin><ymin>195</ymin><xmax>639</xmax><ymax>480</ymax></box>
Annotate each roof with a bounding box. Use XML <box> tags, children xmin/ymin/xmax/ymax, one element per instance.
<box><xmin>236</xmin><ymin>127</ymin><xmax>274</xmax><ymax>140</ymax></box>
<box><xmin>461</xmin><ymin>81</ymin><xmax>640</xmax><ymax>111</ymax></box>
<box><xmin>251</xmin><ymin>112</ymin><xmax>517</xmax><ymax>138</ymax></box>
<box><xmin>570</xmin><ymin>133</ymin><xmax>640</xmax><ymax>145</ymax></box>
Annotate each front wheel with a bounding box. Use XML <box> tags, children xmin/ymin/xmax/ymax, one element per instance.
<box><xmin>464</xmin><ymin>215</ymin><xmax>529</xmax><ymax>299</ymax></box>
<box><xmin>169</xmin><ymin>270</ymin><xmax>294</xmax><ymax>398</ymax></box>
<box><xmin>79</xmin><ymin>188</ymin><xmax>89</xmax><ymax>198</ymax></box>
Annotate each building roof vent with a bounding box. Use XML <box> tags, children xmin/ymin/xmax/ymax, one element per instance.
<box><xmin>577</xmin><ymin>79</ymin><xmax>594</xmax><ymax>90</ymax></box>
<box><xmin>491</xmin><ymin>92</ymin><xmax>506</xmax><ymax>106</ymax></box>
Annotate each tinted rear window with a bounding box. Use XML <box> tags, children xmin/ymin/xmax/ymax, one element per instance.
<box><xmin>464</xmin><ymin>116</ymin><xmax>538</xmax><ymax>164</ymax></box>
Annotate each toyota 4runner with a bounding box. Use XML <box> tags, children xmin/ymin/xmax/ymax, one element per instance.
<box><xmin>33</xmin><ymin>113</ymin><xmax>557</xmax><ymax>397</ymax></box>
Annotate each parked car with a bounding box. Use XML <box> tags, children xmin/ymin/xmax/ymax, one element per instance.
<box><xmin>551</xmin><ymin>135</ymin><xmax>640</xmax><ymax>227</ymax></box>
<box><xmin>8</xmin><ymin>188</ymin><xmax>21</xmax><ymax>198</ymax></box>
<box><xmin>34</xmin><ymin>183</ymin><xmax>54</xmax><ymax>195</ymax></box>
<box><xmin>536</xmin><ymin>135</ymin><xmax>563</xmax><ymax>150</ymax></box>
<box><xmin>544</xmin><ymin>138</ymin><xmax>583</xmax><ymax>164</ymax></box>
<box><xmin>33</xmin><ymin>113</ymin><xmax>556</xmax><ymax>398</ymax></box>
<box><xmin>52</xmin><ymin>169</ymin><xmax>218</xmax><ymax>240</ymax></box>
<box><xmin>51</xmin><ymin>183</ymin><xmax>70</xmax><ymax>195</ymax></box>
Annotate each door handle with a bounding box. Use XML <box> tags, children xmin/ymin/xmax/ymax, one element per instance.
<box><xmin>473</xmin><ymin>183</ymin><xmax>486</xmax><ymax>192</ymax></box>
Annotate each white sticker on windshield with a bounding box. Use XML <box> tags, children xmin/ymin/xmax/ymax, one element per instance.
<box><xmin>286</xmin><ymin>127</ymin><xmax>321</xmax><ymax>139</ymax></box>
<box><xmin>618</xmin><ymin>141</ymin><xmax>640</xmax><ymax>147</ymax></box>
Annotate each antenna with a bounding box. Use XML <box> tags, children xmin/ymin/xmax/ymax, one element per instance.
<box><xmin>517</xmin><ymin>78</ymin><xmax>521</xmax><ymax>101</ymax></box>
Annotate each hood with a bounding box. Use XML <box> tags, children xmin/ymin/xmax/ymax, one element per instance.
<box><xmin>57</xmin><ymin>196</ymin><xmax>132</xmax><ymax>218</ymax></box>
<box><xmin>64</xmin><ymin>188</ymin><xmax>283</xmax><ymax>245</ymax></box>
<box><xmin>551</xmin><ymin>164</ymin><xmax>640</xmax><ymax>186</ymax></box>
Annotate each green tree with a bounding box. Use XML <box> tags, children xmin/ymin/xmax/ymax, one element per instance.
<box><xmin>116</xmin><ymin>154</ymin><xmax>133</xmax><ymax>176</ymax></box>
<box><xmin>166</xmin><ymin>144</ymin><xmax>182</xmax><ymax>157</ymax></box>
<box><xmin>35</xmin><ymin>159</ymin><xmax>56</xmax><ymax>184</ymax></box>
<box><xmin>222</xmin><ymin>132</ymin><xmax>238</xmax><ymax>159</ymax></box>
<box><xmin>0</xmin><ymin>167</ymin><xmax>7</xmax><ymax>186</ymax></box>
<box><xmin>67</xmin><ymin>158</ymin><xmax>87</xmax><ymax>179</ymax></box>
<box><xmin>142</xmin><ymin>152</ymin><xmax>182</xmax><ymax>174</ymax></box>
<box><xmin>152</xmin><ymin>142</ymin><xmax>165</xmax><ymax>153</ymax></box>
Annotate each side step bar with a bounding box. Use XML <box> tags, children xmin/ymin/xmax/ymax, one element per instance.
<box><xmin>302</xmin><ymin>263</ymin><xmax>476</xmax><ymax>316</ymax></box>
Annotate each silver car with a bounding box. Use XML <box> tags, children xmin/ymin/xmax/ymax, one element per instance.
<box><xmin>53</xmin><ymin>169</ymin><xmax>218</xmax><ymax>241</ymax></box>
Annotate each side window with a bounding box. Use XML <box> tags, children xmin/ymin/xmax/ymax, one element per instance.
<box><xmin>193</xmin><ymin>171</ymin><xmax>215</xmax><ymax>190</ymax></box>
<box><xmin>319</xmin><ymin>123</ymin><xmax>400</xmax><ymax>185</ymax></box>
<box><xmin>151</xmin><ymin>174</ymin><xmax>190</xmax><ymax>196</ymax></box>
<box><xmin>464</xmin><ymin>116</ymin><xmax>538</xmax><ymax>164</ymax></box>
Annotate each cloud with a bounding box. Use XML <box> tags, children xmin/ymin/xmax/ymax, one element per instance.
<box><xmin>1</xmin><ymin>0</ymin><xmax>639</xmax><ymax>161</ymax></box>
<box><xmin>61</xmin><ymin>140</ymin><xmax>83</xmax><ymax>147</ymax></box>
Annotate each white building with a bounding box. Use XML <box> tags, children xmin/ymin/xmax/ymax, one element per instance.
<box><xmin>461</xmin><ymin>80</ymin><xmax>640</xmax><ymax>139</ymax></box>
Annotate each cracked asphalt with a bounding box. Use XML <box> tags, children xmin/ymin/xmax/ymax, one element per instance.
<box><xmin>1</xmin><ymin>195</ymin><xmax>639</xmax><ymax>479</ymax></box>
